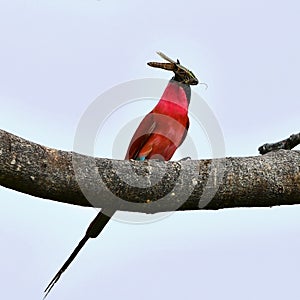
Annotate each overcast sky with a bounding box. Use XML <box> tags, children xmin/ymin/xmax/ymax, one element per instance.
<box><xmin>1</xmin><ymin>1</ymin><xmax>300</xmax><ymax>300</ymax></box>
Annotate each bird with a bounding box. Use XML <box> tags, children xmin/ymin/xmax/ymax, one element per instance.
<box><xmin>44</xmin><ymin>51</ymin><xmax>199</xmax><ymax>298</ymax></box>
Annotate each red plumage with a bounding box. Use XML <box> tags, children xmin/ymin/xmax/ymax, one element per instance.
<box><xmin>126</xmin><ymin>80</ymin><xmax>190</xmax><ymax>161</ymax></box>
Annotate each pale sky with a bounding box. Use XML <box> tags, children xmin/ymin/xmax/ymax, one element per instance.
<box><xmin>1</xmin><ymin>1</ymin><xmax>300</xmax><ymax>300</ymax></box>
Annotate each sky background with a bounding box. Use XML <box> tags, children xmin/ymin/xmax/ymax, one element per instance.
<box><xmin>1</xmin><ymin>0</ymin><xmax>300</xmax><ymax>299</ymax></box>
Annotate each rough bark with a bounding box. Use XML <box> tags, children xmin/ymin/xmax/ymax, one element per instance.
<box><xmin>1</xmin><ymin>129</ymin><xmax>300</xmax><ymax>213</ymax></box>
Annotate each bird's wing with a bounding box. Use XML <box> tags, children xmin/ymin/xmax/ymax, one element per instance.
<box><xmin>125</xmin><ymin>112</ymin><xmax>156</xmax><ymax>160</ymax></box>
<box><xmin>177</xmin><ymin>117</ymin><xmax>189</xmax><ymax>148</ymax></box>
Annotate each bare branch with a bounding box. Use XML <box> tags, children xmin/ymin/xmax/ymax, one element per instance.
<box><xmin>259</xmin><ymin>132</ymin><xmax>300</xmax><ymax>154</ymax></box>
<box><xmin>1</xmin><ymin>129</ymin><xmax>300</xmax><ymax>212</ymax></box>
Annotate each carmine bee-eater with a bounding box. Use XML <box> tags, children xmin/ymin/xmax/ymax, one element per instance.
<box><xmin>44</xmin><ymin>52</ymin><xmax>199</xmax><ymax>298</ymax></box>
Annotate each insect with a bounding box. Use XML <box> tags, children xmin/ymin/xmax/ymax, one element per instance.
<box><xmin>148</xmin><ymin>51</ymin><xmax>206</xmax><ymax>87</ymax></box>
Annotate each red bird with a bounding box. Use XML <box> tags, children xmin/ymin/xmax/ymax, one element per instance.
<box><xmin>44</xmin><ymin>52</ymin><xmax>199</xmax><ymax>298</ymax></box>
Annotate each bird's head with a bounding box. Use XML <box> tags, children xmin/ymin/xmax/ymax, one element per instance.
<box><xmin>147</xmin><ymin>51</ymin><xmax>200</xmax><ymax>86</ymax></box>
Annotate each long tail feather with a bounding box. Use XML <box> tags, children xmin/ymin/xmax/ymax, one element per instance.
<box><xmin>43</xmin><ymin>235</ymin><xmax>89</xmax><ymax>299</ymax></box>
<box><xmin>44</xmin><ymin>209</ymin><xmax>115</xmax><ymax>298</ymax></box>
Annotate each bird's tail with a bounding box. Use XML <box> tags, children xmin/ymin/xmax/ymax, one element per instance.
<box><xmin>43</xmin><ymin>208</ymin><xmax>115</xmax><ymax>299</ymax></box>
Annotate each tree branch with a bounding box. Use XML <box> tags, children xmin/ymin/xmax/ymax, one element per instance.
<box><xmin>1</xmin><ymin>129</ymin><xmax>300</xmax><ymax>213</ymax></box>
<box><xmin>258</xmin><ymin>132</ymin><xmax>300</xmax><ymax>154</ymax></box>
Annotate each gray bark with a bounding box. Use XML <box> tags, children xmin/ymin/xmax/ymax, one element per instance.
<box><xmin>1</xmin><ymin>129</ymin><xmax>300</xmax><ymax>213</ymax></box>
